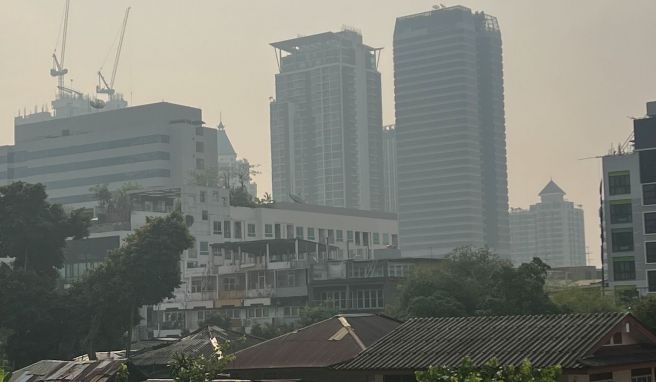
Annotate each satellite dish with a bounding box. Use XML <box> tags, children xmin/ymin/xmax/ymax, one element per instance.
<box><xmin>289</xmin><ymin>193</ymin><xmax>305</xmax><ymax>204</ymax></box>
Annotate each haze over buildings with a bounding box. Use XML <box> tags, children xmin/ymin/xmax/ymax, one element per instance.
<box><xmin>510</xmin><ymin>180</ymin><xmax>587</xmax><ymax>268</ymax></box>
<box><xmin>270</xmin><ymin>30</ymin><xmax>384</xmax><ymax>211</ymax></box>
<box><xmin>393</xmin><ymin>6</ymin><xmax>510</xmax><ymax>257</ymax></box>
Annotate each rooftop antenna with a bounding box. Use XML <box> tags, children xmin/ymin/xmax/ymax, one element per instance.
<box><xmin>50</xmin><ymin>0</ymin><xmax>71</xmax><ymax>98</ymax></box>
<box><xmin>94</xmin><ymin>7</ymin><xmax>131</xmax><ymax>108</ymax></box>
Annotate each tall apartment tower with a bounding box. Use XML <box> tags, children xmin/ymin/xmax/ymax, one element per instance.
<box><xmin>510</xmin><ymin>180</ymin><xmax>587</xmax><ymax>268</ymax></box>
<box><xmin>382</xmin><ymin>125</ymin><xmax>398</xmax><ymax>213</ymax></box>
<box><xmin>270</xmin><ymin>30</ymin><xmax>384</xmax><ymax>210</ymax></box>
<box><xmin>393</xmin><ymin>6</ymin><xmax>510</xmax><ymax>257</ymax></box>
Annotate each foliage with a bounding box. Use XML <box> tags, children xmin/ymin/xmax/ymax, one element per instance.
<box><xmin>631</xmin><ymin>296</ymin><xmax>656</xmax><ymax>333</ymax></box>
<box><xmin>0</xmin><ymin>182</ymin><xmax>89</xmax><ymax>275</ymax></box>
<box><xmin>115</xmin><ymin>364</ymin><xmax>129</xmax><ymax>382</ymax></box>
<box><xmin>415</xmin><ymin>357</ymin><xmax>561</xmax><ymax>382</ymax></box>
<box><xmin>397</xmin><ymin>247</ymin><xmax>560</xmax><ymax>318</ymax></box>
<box><xmin>550</xmin><ymin>287</ymin><xmax>620</xmax><ymax>313</ymax></box>
<box><xmin>90</xmin><ymin>183</ymin><xmax>140</xmax><ymax>223</ymax></box>
<box><xmin>78</xmin><ymin>212</ymin><xmax>194</xmax><ymax>359</ymax></box>
<box><xmin>0</xmin><ymin>368</ymin><xmax>11</xmax><ymax>382</ymax></box>
<box><xmin>169</xmin><ymin>340</ymin><xmax>234</xmax><ymax>382</ymax></box>
<box><xmin>299</xmin><ymin>303</ymin><xmax>339</xmax><ymax>326</ymax></box>
<box><xmin>250</xmin><ymin>322</ymin><xmax>295</xmax><ymax>339</ymax></box>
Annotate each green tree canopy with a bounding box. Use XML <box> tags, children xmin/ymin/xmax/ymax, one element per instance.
<box><xmin>631</xmin><ymin>295</ymin><xmax>656</xmax><ymax>333</ymax></box>
<box><xmin>415</xmin><ymin>357</ymin><xmax>561</xmax><ymax>382</ymax></box>
<box><xmin>0</xmin><ymin>182</ymin><xmax>89</xmax><ymax>275</ymax></box>
<box><xmin>550</xmin><ymin>287</ymin><xmax>620</xmax><ymax>314</ymax></box>
<box><xmin>397</xmin><ymin>247</ymin><xmax>560</xmax><ymax>318</ymax></box>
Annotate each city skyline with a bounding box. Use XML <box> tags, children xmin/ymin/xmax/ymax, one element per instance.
<box><xmin>3</xmin><ymin>0</ymin><xmax>656</xmax><ymax>265</ymax></box>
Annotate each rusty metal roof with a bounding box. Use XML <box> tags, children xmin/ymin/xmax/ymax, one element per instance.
<box><xmin>9</xmin><ymin>360</ymin><xmax>124</xmax><ymax>382</ymax></box>
<box><xmin>227</xmin><ymin>314</ymin><xmax>401</xmax><ymax>371</ymax></box>
<box><xmin>336</xmin><ymin>313</ymin><xmax>645</xmax><ymax>371</ymax></box>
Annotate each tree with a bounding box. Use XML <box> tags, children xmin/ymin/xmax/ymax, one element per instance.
<box><xmin>0</xmin><ymin>182</ymin><xmax>89</xmax><ymax>275</ymax></box>
<box><xmin>299</xmin><ymin>304</ymin><xmax>339</xmax><ymax>326</ymax></box>
<box><xmin>550</xmin><ymin>287</ymin><xmax>620</xmax><ymax>314</ymax></box>
<box><xmin>90</xmin><ymin>183</ymin><xmax>140</xmax><ymax>223</ymax></box>
<box><xmin>396</xmin><ymin>247</ymin><xmax>559</xmax><ymax>318</ymax></box>
<box><xmin>169</xmin><ymin>340</ymin><xmax>234</xmax><ymax>382</ymax></box>
<box><xmin>79</xmin><ymin>212</ymin><xmax>194</xmax><ymax>359</ymax></box>
<box><xmin>631</xmin><ymin>296</ymin><xmax>656</xmax><ymax>333</ymax></box>
<box><xmin>415</xmin><ymin>357</ymin><xmax>561</xmax><ymax>382</ymax></box>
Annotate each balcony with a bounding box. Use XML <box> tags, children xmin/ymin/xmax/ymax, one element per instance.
<box><xmin>273</xmin><ymin>285</ymin><xmax>308</xmax><ymax>298</ymax></box>
<box><xmin>218</xmin><ymin>263</ymin><xmax>240</xmax><ymax>274</ymax></box>
<box><xmin>218</xmin><ymin>289</ymin><xmax>246</xmax><ymax>300</ymax></box>
<box><xmin>246</xmin><ymin>288</ymin><xmax>273</xmax><ymax>299</ymax></box>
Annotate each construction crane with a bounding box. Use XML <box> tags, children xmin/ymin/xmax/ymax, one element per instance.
<box><xmin>96</xmin><ymin>7</ymin><xmax>131</xmax><ymax>97</ymax></box>
<box><xmin>50</xmin><ymin>0</ymin><xmax>71</xmax><ymax>98</ymax></box>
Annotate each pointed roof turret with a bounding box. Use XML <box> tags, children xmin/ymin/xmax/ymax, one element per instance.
<box><xmin>216</xmin><ymin>122</ymin><xmax>236</xmax><ymax>157</ymax></box>
<box><xmin>539</xmin><ymin>180</ymin><xmax>566</xmax><ymax>196</ymax></box>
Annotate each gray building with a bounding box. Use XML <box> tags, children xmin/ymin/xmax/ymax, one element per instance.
<box><xmin>393</xmin><ymin>6</ymin><xmax>510</xmax><ymax>257</ymax></box>
<box><xmin>0</xmin><ymin>102</ymin><xmax>218</xmax><ymax>207</ymax></box>
<box><xmin>510</xmin><ymin>180</ymin><xmax>587</xmax><ymax>268</ymax></box>
<box><xmin>382</xmin><ymin>124</ymin><xmax>397</xmax><ymax>213</ymax></box>
<box><xmin>270</xmin><ymin>30</ymin><xmax>384</xmax><ymax>211</ymax></box>
<box><xmin>603</xmin><ymin>101</ymin><xmax>656</xmax><ymax>298</ymax></box>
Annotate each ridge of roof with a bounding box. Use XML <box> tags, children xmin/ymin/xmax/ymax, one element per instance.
<box><xmin>539</xmin><ymin>180</ymin><xmax>566</xmax><ymax>196</ymax></box>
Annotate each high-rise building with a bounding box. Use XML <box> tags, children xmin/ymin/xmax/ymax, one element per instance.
<box><xmin>382</xmin><ymin>125</ymin><xmax>398</xmax><ymax>213</ymax></box>
<box><xmin>509</xmin><ymin>180</ymin><xmax>587</xmax><ymax>267</ymax></box>
<box><xmin>602</xmin><ymin>101</ymin><xmax>656</xmax><ymax>298</ymax></box>
<box><xmin>393</xmin><ymin>6</ymin><xmax>510</xmax><ymax>257</ymax></box>
<box><xmin>270</xmin><ymin>30</ymin><xmax>384</xmax><ymax>211</ymax></box>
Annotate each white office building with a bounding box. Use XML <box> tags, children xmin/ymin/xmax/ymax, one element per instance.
<box><xmin>509</xmin><ymin>180</ymin><xmax>586</xmax><ymax>268</ymax></box>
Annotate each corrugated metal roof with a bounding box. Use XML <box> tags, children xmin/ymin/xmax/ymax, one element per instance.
<box><xmin>131</xmin><ymin>326</ymin><xmax>261</xmax><ymax>367</ymax></box>
<box><xmin>336</xmin><ymin>313</ymin><xmax>635</xmax><ymax>371</ymax></box>
<box><xmin>9</xmin><ymin>360</ymin><xmax>124</xmax><ymax>382</ymax></box>
<box><xmin>227</xmin><ymin>314</ymin><xmax>400</xmax><ymax>370</ymax></box>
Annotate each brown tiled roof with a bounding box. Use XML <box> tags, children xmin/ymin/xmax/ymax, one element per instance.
<box><xmin>336</xmin><ymin>312</ymin><xmax>636</xmax><ymax>370</ymax></box>
<box><xmin>227</xmin><ymin>314</ymin><xmax>401</xmax><ymax>370</ymax></box>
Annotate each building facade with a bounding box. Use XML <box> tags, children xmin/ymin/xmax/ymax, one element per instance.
<box><xmin>270</xmin><ymin>30</ymin><xmax>384</xmax><ymax>211</ymax></box>
<box><xmin>63</xmin><ymin>185</ymin><xmax>399</xmax><ymax>336</ymax></box>
<box><xmin>0</xmin><ymin>102</ymin><xmax>218</xmax><ymax>208</ymax></box>
<box><xmin>216</xmin><ymin>121</ymin><xmax>257</xmax><ymax>197</ymax></box>
<box><xmin>393</xmin><ymin>6</ymin><xmax>510</xmax><ymax>257</ymax></box>
<box><xmin>603</xmin><ymin>101</ymin><xmax>656</xmax><ymax>297</ymax></box>
<box><xmin>509</xmin><ymin>180</ymin><xmax>587</xmax><ymax>267</ymax></box>
<box><xmin>382</xmin><ymin>125</ymin><xmax>398</xmax><ymax>213</ymax></box>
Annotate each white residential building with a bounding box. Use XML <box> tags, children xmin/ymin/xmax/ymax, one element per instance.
<box><xmin>509</xmin><ymin>181</ymin><xmax>586</xmax><ymax>268</ymax></box>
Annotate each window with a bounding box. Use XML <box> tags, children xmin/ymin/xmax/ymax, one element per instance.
<box><xmin>275</xmin><ymin>224</ymin><xmax>281</xmax><ymax>239</ymax></box>
<box><xmin>247</xmin><ymin>306</ymin><xmax>268</xmax><ymax>318</ymax></box>
<box><xmin>351</xmin><ymin>288</ymin><xmax>384</xmax><ymax>309</ymax></box>
<box><xmin>610</xmin><ymin>200</ymin><xmax>632</xmax><ymax>224</ymax></box>
<box><xmin>647</xmin><ymin>242</ymin><xmax>656</xmax><ymax>263</ymax></box>
<box><xmin>649</xmin><ymin>271</ymin><xmax>656</xmax><ymax>293</ymax></box>
<box><xmin>247</xmin><ymin>223</ymin><xmax>256</xmax><ymax>237</ymax></box>
<box><xmin>327</xmin><ymin>229</ymin><xmax>335</xmax><ymax>244</ymax></box>
<box><xmin>224</xmin><ymin>221</ymin><xmax>231</xmax><ymax>238</ymax></box>
<box><xmin>295</xmin><ymin>226</ymin><xmax>304</xmax><ymax>239</ymax></box>
<box><xmin>646</xmin><ymin>213</ymin><xmax>656</xmax><ymax>234</ymax></box>
<box><xmin>347</xmin><ymin>230</ymin><xmax>354</xmax><ymax>243</ymax></box>
<box><xmin>373</xmin><ymin>232</ymin><xmax>380</xmax><ymax>245</ymax></box>
<box><xmin>640</xmin><ymin>150</ymin><xmax>656</xmax><ymax>184</ymax></box>
<box><xmin>222</xmin><ymin>308</ymin><xmax>240</xmax><ymax>319</ymax></box>
<box><xmin>199</xmin><ymin>241</ymin><xmax>209</xmax><ymax>256</ymax></box>
<box><xmin>199</xmin><ymin>191</ymin><xmax>206</xmax><ymax>203</ymax></box>
<box><xmin>590</xmin><ymin>373</ymin><xmax>613</xmax><ymax>382</ymax></box>
<box><xmin>318</xmin><ymin>229</ymin><xmax>326</xmax><ymax>243</ymax></box>
<box><xmin>392</xmin><ymin>234</ymin><xmax>399</xmax><ymax>247</ymax></box>
<box><xmin>645</xmin><ymin>184</ymin><xmax>656</xmax><ymax>205</ymax></box>
<box><xmin>234</xmin><ymin>222</ymin><xmax>242</xmax><ymax>239</ymax></box>
<box><xmin>612</xmin><ymin>256</ymin><xmax>635</xmax><ymax>281</ymax></box>
<box><xmin>196</xmin><ymin>141</ymin><xmax>204</xmax><ymax>153</ymax></box>
<box><xmin>389</xmin><ymin>263</ymin><xmax>413</xmax><ymax>277</ymax></box>
<box><xmin>336</xmin><ymin>230</ymin><xmax>343</xmax><ymax>242</ymax></box>
<box><xmin>213</xmin><ymin>221</ymin><xmax>222</xmax><ymax>235</ymax></box>
<box><xmin>196</xmin><ymin>158</ymin><xmax>205</xmax><ymax>170</ymax></box>
<box><xmin>383</xmin><ymin>233</ymin><xmax>390</xmax><ymax>245</ymax></box>
<box><xmin>202</xmin><ymin>210</ymin><xmax>208</xmax><ymax>221</ymax></box>
<box><xmin>286</xmin><ymin>224</ymin><xmax>294</xmax><ymax>239</ymax></box>
<box><xmin>608</xmin><ymin>171</ymin><xmax>631</xmax><ymax>195</ymax></box>
<box><xmin>188</xmin><ymin>241</ymin><xmax>196</xmax><ymax>258</ymax></box>
<box><xmin>223</xmin><ymin>277</ymin><xmax>237</xmax><ymax>291</ymax></box>
<box><xmin>191</xmin><ymin>279</ymin><xmax>203</xmax><ymax>293</ymax></box>
<box><xmin>212</xmin><ymin>246</ymin><xmax>220</xmax><ymax>257</ymax></box>
<box><xmin>307</xmin><ymin>227</ymin><xmax>316</xmax><ymax>241</ymax></box>
<box><xmin>264</xmin><ymin>224</ymin><xmax>273</xmax><ymax>238</ymax></box>
<box><xmin>363</xmin><ymin>232</ymin><xmax>369</xmax><ymax>246</ymax></box>
<box><xmin>611</xmin><ymin>228</ymin><xmax>633</xmax><ymax>252</ymax></box>
<box><xmin>195</xmin><ymin>126</ymin><xmax>204</xmax><ymax>136</ymax></box>
<box><xmin>632</xmin><ymin>368</ymin><xmax>653</xmax><ymax>382</ymax></box>
<box><xmin>283</xmin><ymin>306</ymin><xmax>300</xmax><ymax>317</ymax></box>
<box><xmin>355</xmin><ymin>231</ymin><xmax>361</xmax><ymax>245</ymax></box>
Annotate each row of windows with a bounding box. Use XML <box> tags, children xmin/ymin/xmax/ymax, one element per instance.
<box><xmin>610</xmin><ymin>213</ymin><xmax>656</xmax><ymax>253</ymax></box>
<box><xmin>607</xmin><ymin>172</ymin><xmax>656</xmax><ymax>205</ymax></box>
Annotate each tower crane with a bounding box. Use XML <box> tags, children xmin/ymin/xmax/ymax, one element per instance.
<box><xmin>50</xmin><ymin>0</ymin><xmax>70</xmax><ymax>98</ymax></box>
<box><xmin>96</xmin><ymin>7</ymin><xmax>131</xmax><ymax>98</ymax></box>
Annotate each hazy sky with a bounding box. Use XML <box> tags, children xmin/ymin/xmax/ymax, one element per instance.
<box><xmin>2</xmin><ymin>0</ymin><xmax>656</xmax><ymax>266</ymax></box>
